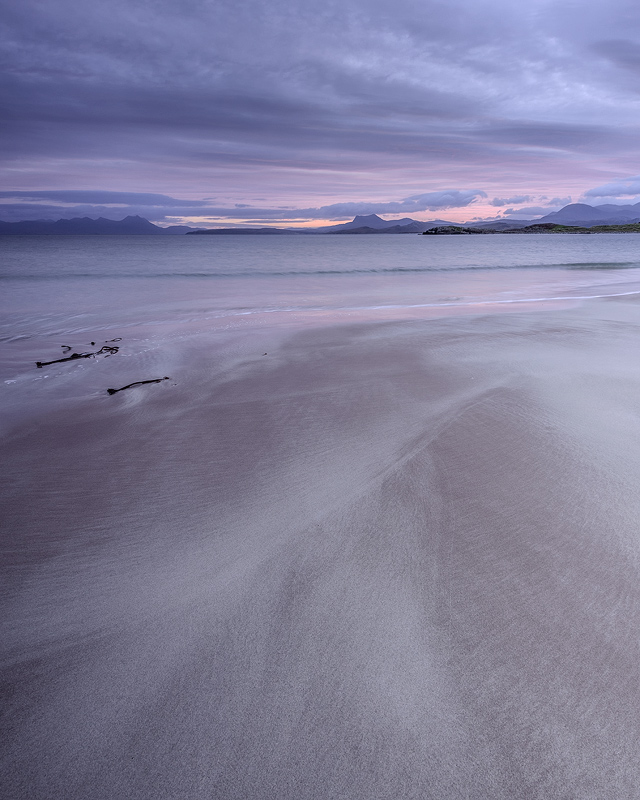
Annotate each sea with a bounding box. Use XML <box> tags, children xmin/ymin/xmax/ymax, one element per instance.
<box><xmin>2</xmin><ymin>232</ymin><xmax>640</xmax><ymax>427</ymax></box>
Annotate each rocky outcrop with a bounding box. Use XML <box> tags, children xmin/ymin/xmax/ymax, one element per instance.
<box><xmin>422</xmin><ymin>226</ymin><xmax>494</xmax><ymax>235</ymax></box>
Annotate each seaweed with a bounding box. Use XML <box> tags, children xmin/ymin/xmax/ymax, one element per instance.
<box><xmin>107</xmin><ymin>377</ymin><xmax>170</xmax><ymax>395</ymax></box>
<box><xmin>36</xmin><ymin>344</ymin><xmax>120</xmax><ymax>368</ymax></box>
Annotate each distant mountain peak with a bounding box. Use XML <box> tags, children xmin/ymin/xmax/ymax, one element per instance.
<box><xmin>350</xmin><ymin>214</ymin><xmax>419</xmax><ymax>229</ymax></box>
<box><xmin>0</xmin><ymin>215</ymin><xmax>196</xmax><ymax>235</ymax></box>
<box><xmin>351</xmin><ymin>214</ymin><xmax>386</xmax><ymax>226</ymax></box>
<box><xmin>537</xmin><ymin>202</ymin><xmax>640</xmax><ymax>226</ymax></box>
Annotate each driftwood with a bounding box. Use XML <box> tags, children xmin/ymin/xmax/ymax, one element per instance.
<box><xmin>36</xmin><ymin>345</ymin><xmax>120</xmax><ymax>368</ymax></box>
<box><xmin>107</xmin><ymin>377</ymin><xmax>170</xmax><ymax>395</ymax></box>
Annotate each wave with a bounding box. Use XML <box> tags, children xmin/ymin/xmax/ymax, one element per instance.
<box><xmin>1</xmin><ymin>261</ymin><xmax>640</xmax><ymax>280</ymax></box>
<box><xmin>3</xmin><ymin>287</ymin><xmax>640</xmax><ymax>344</ymax></box>
<box><xmin>232</xmin><ymin>288</ymin><xmax>640</xmax><ymax>314</ymax></box>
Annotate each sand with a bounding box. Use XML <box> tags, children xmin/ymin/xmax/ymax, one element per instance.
<box><xmin>3</xmin><ymin>296</ymin><xmax>640</xmax><ymax>799</ymax></box>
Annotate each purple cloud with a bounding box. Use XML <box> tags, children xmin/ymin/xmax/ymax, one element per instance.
<box><xmin>501</xmin><ymin>206</ymin><xmax>552</xmax><ymax>218</ymax></box>
<box><xmin>2</xmin><ymin>1</ymin><xmax>640</xmax><ymax>205</ymax></box>
<box><xmin>585</xmin><ymin>176</ymin><xmax>640</xmax><ymax>197</ymax></box>
<box><xmin>490</xmin><ymin>196</ymin><xmax>532</xmax><ymax>207</ymax></box>
<box><xmin>0</xmin><ymin>189</ymin><xmax>488</xmax><ymax>223</ymax></box>
<box><xmin>544</xmin><ymin>196</ymin><xmax>572</xmax><ymax>206</ymax></box>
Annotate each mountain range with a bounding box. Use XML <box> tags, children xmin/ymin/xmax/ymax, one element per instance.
<box><xmin>533</xmin><ymin>202</ymin><xmax>640</xmax><ymax>226</ymax></box>
<box><xmin>1</xmin><ymin>203</ymin><xmax>640</xmax><ymax>235</ymax></box>
<box><xmin>188</xmin><ymin>214</ymin><xmax>462</xmax><ymax>235</ymax></box>
<box><xmin>315</xmin><ymin>214</ymin><xmax>454</xmax><ymax>232</ymax></box>
<box><xmin>0</xmin><ymin>215</ymin><xmax>192</xmax><ymax>235</ymax></box>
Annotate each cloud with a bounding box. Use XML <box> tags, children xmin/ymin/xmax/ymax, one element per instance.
<box><xmin>544</xmin><ymin>196</ymin><xmax>571</xmax><ymax>206</ymax></box>
<box><xmin>501</xmin><ymin>206</ymin><xmax>551</xmax><ymax>218</ymax></box>
<box><xmin>591</xmin><ymin>39</ymin><xmax>640</xmax><ymax>73</ymax></box>
<box><xmin>498</xmin><ymin>197</ymin><xmax>572</xmax><ymax>217</ymax></box>
<box><xmin>0</xmin><ymin>190</ymin><xmax>205</xmax><ymax>207</ymax></box>
<box><xmin>490</xmin><ymin>195</ymin><xmax>531</xmax><ymax>206</ymax></box>
<box><xmin>585</xmin><ymin>176</ymin><xmax>640</xmax><ymax>197</ymax></box>
<box><xmin>3</xmin><ymin>1</ymin><xmax>640</xmax><ymax>201</ymax></box>
<box><xmin>0</xmin><ymin>189</ymin><xmax>488</xmax><ymax>224</ymax></box>
<box><xmin>313</xmin><ymin>191</ymin><xmax>487</xmax><ymax>217</ymax></box>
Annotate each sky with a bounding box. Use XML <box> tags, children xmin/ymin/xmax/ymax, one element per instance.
<box><xmin>2</xmin><ymin>0</ymin><xmax>640</xmax><ymax>227</ymax></box>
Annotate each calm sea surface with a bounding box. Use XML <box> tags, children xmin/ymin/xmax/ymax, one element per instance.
<box><xmin>3</xmin><ymin>233</ymin><xmax>640</xmax><ymax>338</ymax></box>
<box><xmin>2</xmin><ymin>233</ymin><xmax>640</xmax><ymax>424</ymax></box>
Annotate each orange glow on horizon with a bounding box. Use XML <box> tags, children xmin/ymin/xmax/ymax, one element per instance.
<box><xmin>162</xmin><ymin>202</ymin><xmax>529</xmax><ymax>229</ymax></box>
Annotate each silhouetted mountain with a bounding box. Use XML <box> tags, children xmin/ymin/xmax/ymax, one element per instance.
<box><xmin>348</xmin><ymin>214</ymin><xmax>416</xmax><ymax>229</ymax></box>
<box><xmin>161</xmin><ymin>225</ymin><xmax>196</xmax><ymax>234</ymax></box>
<box><xmin>0</xmin><ymin>215</ymin><xmax>197</xmax><ymax>234</ymax></box>
<box><xmin>537</xmin><ymin>204</ymin><xmax>610</xmax><ymax>223</ymax></box>
<box><xmin>334</xmin><ymin>221</ymin><xmax>444</xmax><ymax>233</ymax></box>
<box><xmin>536</xmin><ymin>203</ymin><xmax>640</xmax><ymax>227</ymax></box>
<box><xmin>317</xmin><ymin>214</ymin><xmax>457</xmax><ymax>232</ymax></box>
<box><xmin>187</xmin><ymin>216</ymin><xmax>458</xmax><ymax>234</ymax></box>
<box><xmin>318</xmin><ymin>214</ymin><xmax>409</xmax><ymax>231</ymax></box>
<box><xmin>0</xmin><ymin>212</ymin><xmax>463</xmax><ymax>235</ymax></box>
<box><xmin>593</xmin><ymin>203</ymin><xmax>640</xmax><ymax>219</ymax></box>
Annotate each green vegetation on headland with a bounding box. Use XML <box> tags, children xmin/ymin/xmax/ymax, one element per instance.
<box><xmin>423</xmin><ymin>222</ymin><xmax>640</xmax><ymax>235</ymax></box>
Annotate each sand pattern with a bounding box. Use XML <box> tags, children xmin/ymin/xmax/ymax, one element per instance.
<box><xmin>3</xmin><ymin>298</ymin><xmax>640</xmax><ymax>798</ymax></box>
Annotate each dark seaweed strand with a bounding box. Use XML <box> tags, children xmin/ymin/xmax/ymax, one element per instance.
<box><xmin>107</xmin><ymin>377</ymin><xmax>170</xmax><ymax>395</ymax></box>
<box><xmin>36</xmin><ymin>345</ymin><xmax>119</xmax><ymax>368</ymax></box>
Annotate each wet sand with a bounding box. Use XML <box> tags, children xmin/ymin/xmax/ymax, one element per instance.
<box><xmin>3</xmin><ymin>297</ymin><xmax>640</xmax><ymax>798</ymax></box>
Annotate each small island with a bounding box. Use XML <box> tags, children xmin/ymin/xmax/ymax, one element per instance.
<box><xmin>424</xmin><ymin>222</ymin><xmax>640</xmax><ymax>235</ymax></box>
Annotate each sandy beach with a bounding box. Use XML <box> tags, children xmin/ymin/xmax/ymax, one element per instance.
<box><xmin>3</xmin><ymin>295</ymin><xmax>640</xmax><ymax>799</ymax></box>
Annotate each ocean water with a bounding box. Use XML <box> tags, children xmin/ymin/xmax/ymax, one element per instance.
<box><xmin>3</xmin><ymin>233</ymin><xmax>640</xmax><ymax>334</ymax></box>
<box><xmin>2</xmin><ymin>233</ymin><xmax>640</xmax><ymax>427</ymax></box>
